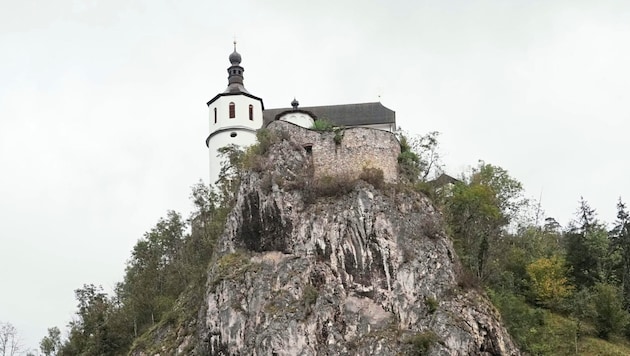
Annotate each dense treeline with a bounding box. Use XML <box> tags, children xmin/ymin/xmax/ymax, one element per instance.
<box><xmin>39</xmin><ymin>130</ymin><xmax>630</xmax><ymax>355</ymax></box>
<box><xmin>39</xmin><ymin>143</ymin><xmax>248</xmax><ymax>356</ymax></box>
<box><xmin>438</xmin><ymin>162</ymin><xmax>630</xmax><ymax>353</ymax></box>
<box><xmin>38</xmin><ymin>178</ymin><xmax>235</xmax><ymax>356</ymax></box>
<box><xmin>399</xmin><ymin>130</ymin><xmax>630</xmax><ymax>353</ymax></box>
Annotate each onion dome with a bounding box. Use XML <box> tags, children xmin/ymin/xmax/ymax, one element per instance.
<box><xmin>229</xmin><ymin>42</ymin><xmax>242</xmax><ymax>65</ymax></box>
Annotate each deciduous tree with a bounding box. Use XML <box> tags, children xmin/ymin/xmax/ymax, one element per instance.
<box><xmin>446</xmin><ymin>162</ymin><xmax>525</xmax><ymax>281</ymax></box>
<box><xmin>0</xmin><ymin>322</ymin><xmax>22</xmax><ymax>356</ymax></box>
<box><xmin>39</xmin><ymin>326</ymin><xmax>61</xmax><ymax>356</ymax></box>
<box><xmin>122</xmin><ymin>211</ymin><xmax>187</xmax><ymax>335</ymax></box>
<box><xmin>526</xmin><ymin>255</ymin><xmax>573</xmax><ymax>308</ymax></box>
<box><xmin>591</xmin><ymin>283</ymin><xmax>628</xmax><ymax>339</ymax></box>
<box><xmin>396</xmin><ymin>130</ymin><xmax>443</xmax><ymax>182</ymax></box>
<box><xmin>58</xmin><ymin>284</ymin><xmax>133</xmax><ymax>356</ymax></box>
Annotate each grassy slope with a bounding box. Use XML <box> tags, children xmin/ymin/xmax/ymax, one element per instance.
<box><xmin>509</xmin><ymin>307</ymin><xmax>630</xmax><ymax>355</ymax></box>
<box><xmin>548</xmin><ymin>313</ymin><xmax>630</xmax><ymax>356</ymax></box>
<box><xmin>490</xmin><ymin>290</ymin><xmax>630</xmax><ymax>355</ymax></box>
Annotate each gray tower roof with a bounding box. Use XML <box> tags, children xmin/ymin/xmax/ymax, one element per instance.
<box><xmin>207</xmin><ymin>44</ymin><xmax>264</xmax><ymax>108</ymax></box>
<box><xmin>224</xmin><ymin>42</ymin><xmax>248</xmax><ymax>94</ymax></box>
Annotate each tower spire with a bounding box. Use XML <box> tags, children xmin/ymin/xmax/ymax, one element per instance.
<box><xmin>206</xmin><ymin>43</ymin><xmax>264</xmax><ymax>187</ymax></box>
<box><xmin>225</xmin><ymin>42</ymin><xmax>247</xmax><ymax>93</ymax></box>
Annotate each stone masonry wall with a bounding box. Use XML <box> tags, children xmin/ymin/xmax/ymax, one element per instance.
<box><xmin>267</xmin><ymin>120</ymin><xmax>400</xmax><ymax>183</ymax></box>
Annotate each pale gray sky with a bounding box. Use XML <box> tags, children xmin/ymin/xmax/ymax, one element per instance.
<box><xmin>2</xmin><ymin>0</ymin><xmax>630</xmax><ymax>351</ymax></box>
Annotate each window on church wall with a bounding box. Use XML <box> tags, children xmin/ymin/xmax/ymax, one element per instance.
<box><xmin>249</xmin><ymin>105</ymin><xmax>253</xmax><ymax>121</ymax></box>
<box><xmin>214</xmin><ymin>108</ymin><xmax>217</xmax><ymax>123</ymax></box>
<box><xmin>229</xmin><ymin>102</ymin><xmax>235</xmax><ymax>118</ymax></box>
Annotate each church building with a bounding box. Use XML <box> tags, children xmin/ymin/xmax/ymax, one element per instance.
<box><xmin>205</xmin><ymin>44</ymin><xmax>397</xmax><ymax>185</ymax></box>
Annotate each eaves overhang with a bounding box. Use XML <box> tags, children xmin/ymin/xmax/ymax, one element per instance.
<box><xmin>206</xmin><ymin>92</ymin><xmax>265</xmax><ymax>109</ymax></box>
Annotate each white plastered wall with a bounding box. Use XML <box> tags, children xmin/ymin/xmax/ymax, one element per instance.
<box><xmin>278</xmin><ymin>112</ymin><xmax>314</xmax><ymax>128</ymax></box>
<box><xmin>207</xmin><ymin>94</ymin><xmax>263</xmax><ymax>185</ymax></box>
<box><xmin>208</xmin><ymin>95</ymin><xmax>263</xmax><ymax>133</ymax></box>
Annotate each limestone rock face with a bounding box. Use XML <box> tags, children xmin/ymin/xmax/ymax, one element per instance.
<box><xmin>132</xmin><ymin>135</ymin><xmax>520</xmax><ymax>355</ymax></box>
<box><xmin>196</xmin><ymin>138</ymin><xmax>519</xmax><ymax>356</ymax></box>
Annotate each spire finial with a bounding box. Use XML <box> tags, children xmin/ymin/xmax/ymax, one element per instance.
<box><xmin>291</xmin><ymin>97</ymin><xmax>299</xmax><ymax>110</ymax></box>
<box><xmin>229</xmin><ymin>40</ymin><xmax>242</xmax><ymax>66</ymax></box>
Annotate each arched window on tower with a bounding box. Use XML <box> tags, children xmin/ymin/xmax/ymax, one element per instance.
<box><xmin>229</xmin><ymin>102</ymin><xmax>235</xmax><ymax>118</ymax></box>
<box><xmin>249</xmin><ymin>104</ymin><xmax>253</xmax><ymax>121</ymax></box>
<box><xmin>214</xmin><ymin>107</ymin><xmax>217</xmax><ymax>123</ymax></box>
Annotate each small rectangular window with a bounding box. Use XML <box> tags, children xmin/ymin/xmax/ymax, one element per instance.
<box><xmin>229</xmin><ymin>102</ymin><xmax>235</xmax><ymax>118</ymax></box>
<box><xmin>249</xmin><ymin>104</ymin><xmax>253</xmax><ymax>121</ymax></box>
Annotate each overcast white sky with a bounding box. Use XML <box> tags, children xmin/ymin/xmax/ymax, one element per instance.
<box><xmin>2</xmin><ymin>0</ymin><xmax>630</xmax><ymax>351</ymax></box>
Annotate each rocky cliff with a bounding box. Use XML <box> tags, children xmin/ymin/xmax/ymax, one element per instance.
<box><xmin>132</xmin><ymin>132</ymin><xmax>520</xmax><ymax>355</ymax></box>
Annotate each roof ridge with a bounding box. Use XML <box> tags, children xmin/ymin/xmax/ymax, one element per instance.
<box><xmin>265</xmin><ymin>101</ymin><xmax>386</xmax><ymax>111</ymax></box>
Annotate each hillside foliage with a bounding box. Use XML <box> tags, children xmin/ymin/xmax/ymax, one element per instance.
<box><xmin>439</xmin><ymin>162</ymin><xmax>630</xmax><ymax>354</ymax></box>
<box><xmin>40</xmin><ymin>130</ymin><xmax>630</xmax><ymax>355</ymax></box>
<box><xmin>43</xmin><ymin>144</ymin><xmax>242</xmax><ymax>355</ymax></box>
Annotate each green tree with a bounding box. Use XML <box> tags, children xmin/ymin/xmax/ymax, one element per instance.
<box><xmin>490</xmin><ymin>226</ymin><xmax>563</xmax><ymax>294</ymax></box>
<box><xmin>447</xmin><ymin>182</ymin><xmax>502</xmax><ymax>280</ymax></box>
<box><xmin>396</xmin><ymin>131</ymin><xmax>443</xmax><ymax>183</ymax></box>
<box><xmin>568</xmin><ymin>288</ymin><xmax>595</xmax><ymax>350</ymax></box>
<box><xmin>526</xmin><ymin>255</ymin><xmax>573</xmax><ymax>308</ymax></box>
<box><xmin>468</xmin><ymin>162</ymin><xmax>528</xmax><ymax>223</ymax></box>
<box><xmin>543</xmin><ymin>217</ymin><xmax>562</xmax><ymax>233</ymax></box>
<box><xmin>122</xmin><ymin>211</ymin><xmax>187</xmax><ymax>336</ymax></box>
<box><xmin>54</xmin><ymin>180</ymin><xmax>232</xmax><ymax>355</ymax></box>
<box><xmin>445</xmin><ymin>162</ymin><xmax>526</xmax><ymax>281</ymax></box>
<box><xmin>216</xmin><ymin>144</ymin><xmax>246</xmax><ymax>204</ymax></box>
<box><xmin>59</xmin><ymin>284</ymin><xmax>129</xmax><ymax>356</ymax></box>
<box><xmin>565</xmin><ymin>198</ymin><xmax>614</xmax><ymax>287</ymax></box>
<box><xmin>39</xmin><ymin>327</ymin><xmax>61</xmax><ymax>356</ymax></box>
<box><xmin>610</xmin><ymin>199</ymin><xmax>630</xmax><ymax>309</ymax></box>
<box><xmin>185</xmin><ymin>182</ymin><xmax>226</xmax><ymax>280</ymax></box>
<box><xmin>487</xmin><ymin>290</ymin><xmax>554</xmax><ymax>354</ymax></box>
<box><xmin>591</xmin><ymin>283</ymin><xmax>628</xmax><ymax>339</ymax></box>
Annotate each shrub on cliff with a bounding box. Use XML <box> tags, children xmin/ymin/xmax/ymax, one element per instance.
<box><xmin>359</xmin><ymin>167</ymin><xmax>385</xmax><ymax>189</ymax></box>
<box><xmin>311</xmin><ymin>118</ymin><xmax>335</xmax><ymax>131</ymax></box>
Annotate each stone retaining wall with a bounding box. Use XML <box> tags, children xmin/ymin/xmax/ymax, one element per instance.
<box><xmin>267</xmin><ymin>121</ymin><xmax>400</xmax><ymax>184</ymax></box>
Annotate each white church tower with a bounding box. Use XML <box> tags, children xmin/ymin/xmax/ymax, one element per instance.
<box><xmin>205</xmin><ymin>43</ymin><xmax>264</xmax><ymax>185</ymax></box>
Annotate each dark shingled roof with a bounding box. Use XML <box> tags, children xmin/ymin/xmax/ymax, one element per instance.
<box><xmin>428</xmin><ymin>173</ymin><xmax>461</xmax><ymax>188</ymax></box>
<box><xmin>263</xmin><ymin>102</ymin><xmax>395</xmax><ymax>127</ymax></box>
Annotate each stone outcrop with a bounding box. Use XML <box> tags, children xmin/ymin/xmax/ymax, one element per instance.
<box><xmin>132</xmin><ymin>133</ymin><xmax>520</xmax><ymax>355</ymax></box>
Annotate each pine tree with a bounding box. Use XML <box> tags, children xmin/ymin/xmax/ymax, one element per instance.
<box><xmin>611</xmin><ymin>199</ymin><xmax>630</xmax><ymax>309</ymax></box>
